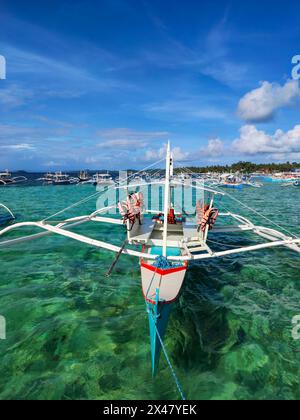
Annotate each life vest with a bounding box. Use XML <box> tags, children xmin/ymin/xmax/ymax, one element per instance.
<box><xmin>167</xmin><ymin>208</ymin><xmax>176</xmax><ymax>224</ymax></box>
<box><xmin>196</xmin><ymin>201</ymin><xmax>219</xmax><ymax>232</ymax></box>
<box><xmin>118</xmin><ymin>192</ymin><xmax>144</xmax><ymax>230</ymax></box>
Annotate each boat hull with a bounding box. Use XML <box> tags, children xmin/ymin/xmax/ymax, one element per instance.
<box><xmin>52</xmin><ymin>181</ymin><xmax>71</xmax><ymax>186</ymax></box>
<box><xmin>141</xmin><ymin>259</ymin><xmax>188</xmax><ymax>375</ymax></box>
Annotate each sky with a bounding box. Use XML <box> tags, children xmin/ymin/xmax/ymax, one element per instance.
<box><xmin>0</xmin><ymin>0</ymin><xmax>300</xmax><ymax>171</ymax></box>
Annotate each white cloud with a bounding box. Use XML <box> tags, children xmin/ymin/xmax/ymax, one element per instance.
<box><xmin>0</xmin><ymin>84</ymin><xmax>33</xmax><ymax>108</ymax></box>
<box><xmin>43</xmin><ymin>161</ymin><xmax>63</xmax><ymax>167</ymax></box>
<box><xmin>202</xmin><ymin>138</ymin><xmax>224</xmax><ymax>157</ymax></box>
<box><xmin>233</xmin><ymin>124</ymin><xmax>300</xmax><ymax>157</ymax></box>
<box><xmin>238</xmin><ymin>80</ymin><xmax>300</xmax><ymax>122</ymax></box>
<box><xmin>97</xmin><ymin>128</ymin><xmax>169</xmax><ymax>149</ymax></box>
<box><xmin>145</xmin><ymin>100</ymin><xmax>227</xmax><ymax>121</ymax></box>
<box><xmin>144</xmin><ymin>144</ymin><xmax>190</xmax><ymax>162</ymax></box>
<box><xmin>0</xmin><ymin>143</ymin><xmax>36</xmax><ymax>151</ymax></box>
<box><xmin>143</xmin><ymin>139</ymin><xmax>225</xmax><ymax>164</ymax></box>
<box><xmin>172</xmin><ymin>146</ymin><xmax>190</xmax><ymax>161</ymax></box>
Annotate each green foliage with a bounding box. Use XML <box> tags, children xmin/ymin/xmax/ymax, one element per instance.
<box><xmin>175</xmin><ymin>161</ymin><xmax>300</xmax><ymax>174</ymax></box>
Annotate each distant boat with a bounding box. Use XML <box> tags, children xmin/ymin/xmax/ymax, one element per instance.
<box><xmin>218</xmin><ymin>174</ymin><xmax>244</xmax><ymax>190</ymax></box>
<box><xmin>52</xmin><ymin>172</ymin><xmax>78</xmax><ymax>185</ymax></box>
<box><xmin>37</xmin><ymin>172</ymin><xmax>78</xmax><ymax>185</ymax></box>
<box><xmin>217</xmin><ymin>174</ymin><xmax>262</xmax><ymax>189</ymax></box>
<box><xmin>3</xmin><ymin>142</ymin><xmax>300</xmax><ymax>397</ymax></box>
<box><xmin>294</xmin><ymin>181</ymin><xmax>300</xmax><ymax>187</ymax></box>
<box><xmin>92</xmin><ymin>173</ymin><xmax>114</xmax><ymax>187</ymax></box>
<box><xmin>266</xmin><ymin>173</ymin><xmax>300</xmax><ymax>183</ymax></box>
<box><xmin>78</xmin><ymin>170</ymin><xmax>91</xmax><ymax>183</ymax></box>
<box><xmin>0</xmin><ymin>170</ymin><xmax>27</xmax><ymax>186</ymax></box>
<box><xmin>219</xmin><ymin>183</ymin><xmax>243</xmax><ymax>190</ymax></box>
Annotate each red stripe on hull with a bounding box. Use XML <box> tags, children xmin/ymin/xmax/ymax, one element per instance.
<box><xmin>140</xmin><ymin>260</ymin><xmax>188</xmax><ymax>276</ymax></box>
<box><xmin>140</xmin><ymin>260</ymin><xmax>188</xmax><ymax>304</ymax></box>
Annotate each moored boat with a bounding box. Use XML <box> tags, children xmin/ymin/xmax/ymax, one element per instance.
<box><xmin>78</xmin><ymin>170</ymin><xmax>91</xmax><ymax>183</ymax></box>
<box><xmin>0</xmin><ymin>171</ymin><xmax>27</xmax><ymax>186</ymax></box>
<box><xmin>38</xmin><ymin>172</ymin><xmax>78</xmax><ymax>185</ymax></box>
<box><xmin>1</xmin><ymin>142</ymin><xmax>300</xmax><ymax>397</ymax></box>
<box><xmin>92</xmin><ymin>173</ymin><xmax>114</xmax><ymax>187</ymax></box>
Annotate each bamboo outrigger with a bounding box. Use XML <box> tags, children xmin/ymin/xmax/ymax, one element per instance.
<box><xmin>0</xmin><ymin>142</ymin><xmax>300</xmax><ymax>383</ymax></box>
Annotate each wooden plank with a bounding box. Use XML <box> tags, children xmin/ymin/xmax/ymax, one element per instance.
<box><xmin>189</xmin><ymin>246</ymin><xmax>205</xmax><ymax>253</ymax></box>
<box><xmin>129</xmin><ymin>218</ymin><xmax>155</xmax><ymax>243</ymax></box>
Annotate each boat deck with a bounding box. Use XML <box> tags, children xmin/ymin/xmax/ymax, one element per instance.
<box><xmin>129</xmin><ymin>218</ymin><xmax>156</xmax><ymax>244</ymax></box>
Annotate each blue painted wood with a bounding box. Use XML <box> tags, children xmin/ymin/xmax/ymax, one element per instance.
<box><xmin>147</xmin><ymin>291</ymin><xmax>173</xmax><ymax>377</ymax></box>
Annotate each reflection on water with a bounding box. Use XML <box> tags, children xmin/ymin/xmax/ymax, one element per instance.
<box><xmin>0</xmin><ymin>184</ymin><xmax>300</xmax><ymax>400</ymax></box>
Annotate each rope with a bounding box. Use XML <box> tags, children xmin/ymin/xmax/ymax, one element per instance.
<box><xmin>223</xmin><ymin>193</ymin><xmax>299</xmax><ymax>240</ymax></box>
<box><xmin>145</xmin><ymin>266</ymin><xmax>159</xmax><ymax>299</ymax></box>
<box><xmin>42</xmin><ymin>158</ymin><xmax>165</xmax><ymax>222</ymax></box>
<box><xmin>42</xmin><ymin>190</ymin><xmax>104</xmax><ymax>222</ymax></box>
<box><xmin>153</xmin><ymin>255</ymin><xmax>182</xmax><ymax>269</ymax></box>
<box><xmin>150</xmin><ymin>312</ymin><xmax>186</xmax><ymax>401</ymax></box>
<box><xmin>178</xmin><ymin>166</ymin><xmax>299</xmax><ymax>240</ymax></box>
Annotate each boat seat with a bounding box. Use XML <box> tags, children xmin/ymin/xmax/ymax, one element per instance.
<box><xmin>129</xmin><ymin>218</ymin><xmax>155</xmax><ymax>244</ymax></box>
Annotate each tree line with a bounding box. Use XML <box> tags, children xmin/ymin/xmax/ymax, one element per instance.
<box><xmin>174</xmin><ymin>161</ymin><xmax>300</xmax><ymax>174</ymax></box>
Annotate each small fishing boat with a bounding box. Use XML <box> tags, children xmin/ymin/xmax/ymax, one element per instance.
<box><xmin>294</xmin><ymin>181</ymin><xmax>300</xmax><ymax>187</ymax></box>
<box><xmin>241</xmin><ymin>176</ymin><xmax>263</xmax><ymax>188</ymax></box>
<box><xmin>38</xmin><ymin>172</ymin><xmax>78</xmax><ymax>185</ymax></box>
<box><xmin>218</xmin><ymin>175</ymin><xmax>244</xmax><ymax>190</ymax></box>
<box><xmin>1</xmin><ymin>142</ymin><xmax>300</xmax><ymax>398</ymax></box>
<box><xmin>37</xmin><ymin>173</ymin><xmax>55</xmax><ymax>184</ymax></box>
<box><xmin>78</xmin><ymin>170</ymin><xmax>91</xmax><ymax>183</ymax></box>
<box><xmin>0</xmin><ymin>204</ymin><xmax>15</xmax><ymax>225</ymax></box>
<box><xmin>0</xmin><ymin>171</ymin><xmax>27</xmax><ymax>186</ymax></box>
<box><xmin>92</xmin><ymin>173</ymin><xmax>114</xmax><ymax>187</ymax></box>
<box><xmin>52</xmin><ymin>172</ymin><xmax>78</xmax><ymax>185</ymax></box>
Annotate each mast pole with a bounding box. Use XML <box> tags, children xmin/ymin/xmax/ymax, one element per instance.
<box><xmin>163</xmin><ymin>141</ymin><xmax>171</xmax><ymax>257</ymax></box>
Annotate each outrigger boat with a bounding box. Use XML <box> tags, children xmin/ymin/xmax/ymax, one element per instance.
<box><xmin>1</xmin><ymin>142</ymin><xmax>300</xmax><ymax>390</ymax></box>
<box><xmin>37</xmin><ymin>172</ymin><xmax>78</xmax><ymax>185</ymax></box>
<box><xmin>78</xmin><ymin>170</ymin><xmax>91</xmax><ymax>184</ymax></box>
<box><xmin>0</xmin><ymin>170</ymin><xmax>27</xmax><ymax>186</ymax></box>
<box><xmin>92</xmin><ymin>173</ymin><xmax>114</xmax><ymax>187</ymax></box>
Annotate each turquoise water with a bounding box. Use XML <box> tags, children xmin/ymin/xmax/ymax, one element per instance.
<box><xmin>0</xmin><ymin>184</ymin><xmax>300</xmax><ymax>400</ymax></box>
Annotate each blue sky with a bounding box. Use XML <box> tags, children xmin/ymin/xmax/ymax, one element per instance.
<box><xmin>0</xmin><ymin>0</ymin><xmax>300</xmax><ymax>170</ymax></box>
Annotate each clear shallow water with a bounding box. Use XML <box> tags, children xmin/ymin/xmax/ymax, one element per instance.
<box><xmin>0</xmin><ymin>183</ymin><xmax>300</xmax><ymax>400</ymax></box>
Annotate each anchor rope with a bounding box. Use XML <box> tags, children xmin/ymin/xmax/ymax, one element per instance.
<box><xmin>151</xmin><ymin>313</ymin><xmax>186</xmax><ymax>401</ymax></box>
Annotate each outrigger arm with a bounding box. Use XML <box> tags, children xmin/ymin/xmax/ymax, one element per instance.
<box><xmin>0</xmin><ymin>210</ymin><xmax>300</xmax><ymax>258</ymax></box>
